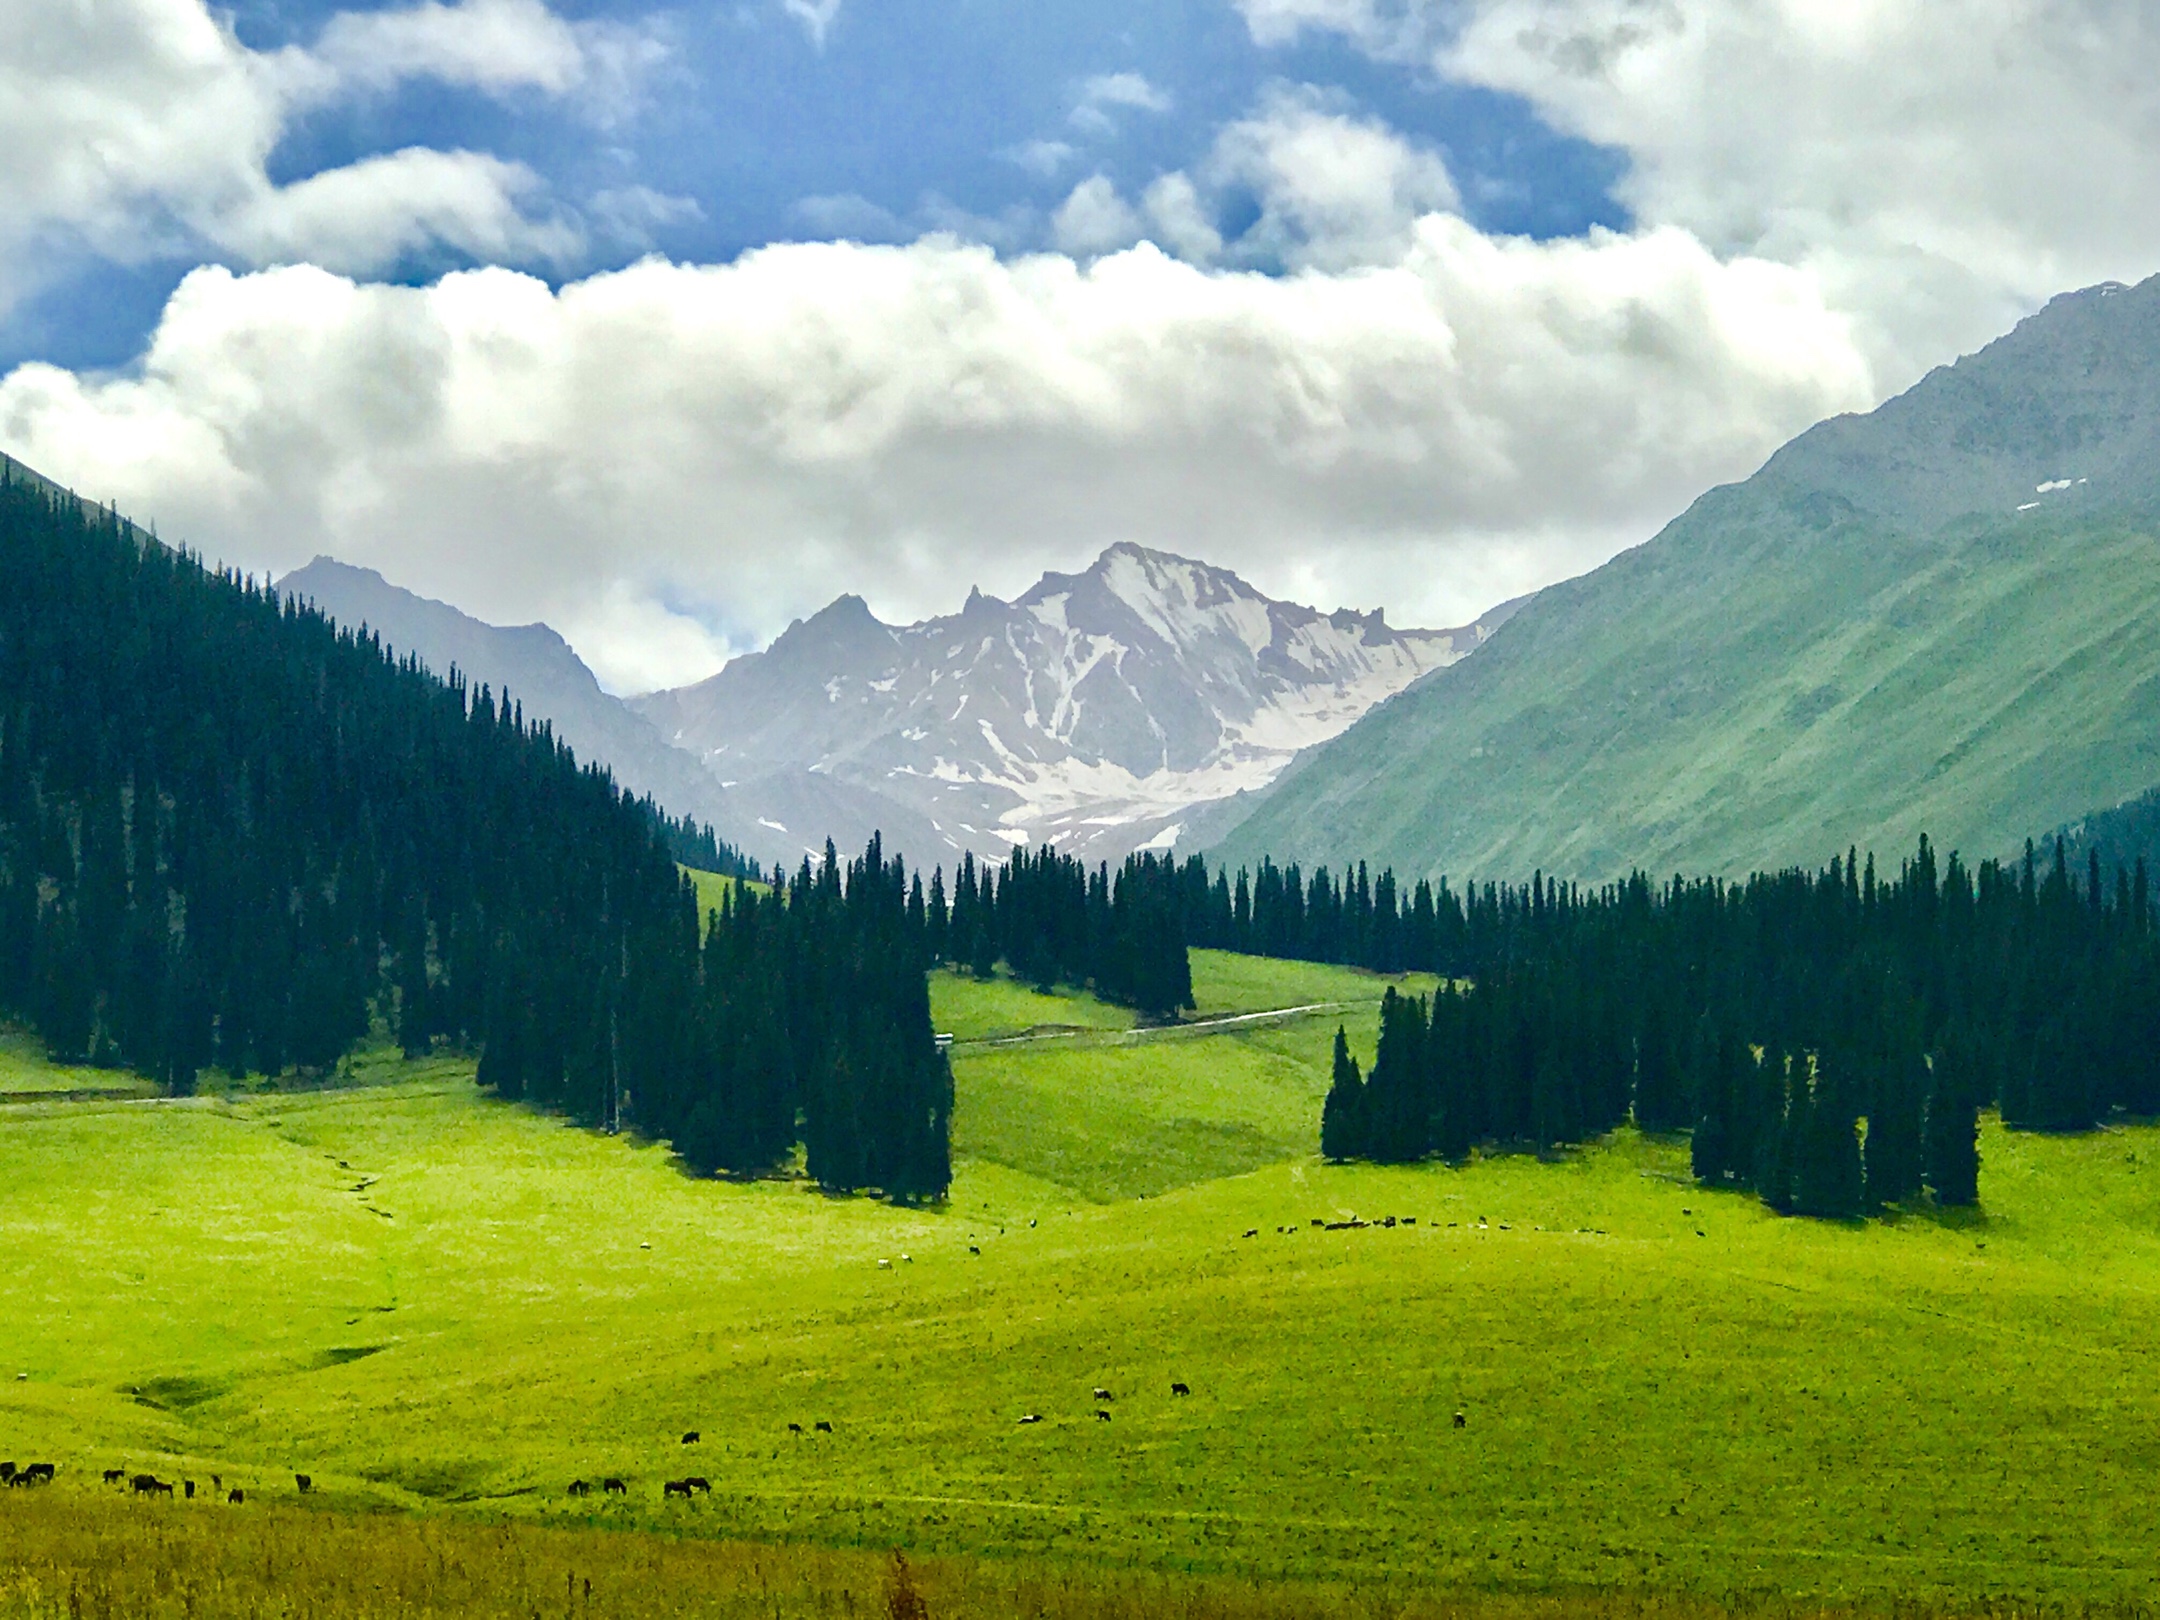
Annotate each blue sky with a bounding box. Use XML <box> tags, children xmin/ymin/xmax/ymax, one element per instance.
<box><xmin>1</xmin><ymin>0</ymin><xmax>1625</xmax><ymax>375</ymax></box>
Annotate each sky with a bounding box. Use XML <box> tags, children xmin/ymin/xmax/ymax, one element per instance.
<box><xmin>2</xmin><ymin>0</ymin><xmax>2157</xmax><ymax>694</ymax></box>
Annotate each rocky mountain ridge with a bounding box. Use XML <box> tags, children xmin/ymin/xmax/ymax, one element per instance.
<box><xmin>633</xmin><ymin>542</ymin><xmax>1519</xmax><ymax>866</ymax></box>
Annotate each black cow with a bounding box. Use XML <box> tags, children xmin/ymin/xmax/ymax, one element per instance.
<box><xmin>102</xmin><ymin>1468</ymin><xmax>125</xmax><ymax>1485</ymax></box>
<box><xmin>212</xmin><ymin>1475</ymin><xmax>222</xmax><ymax>1491</ymax></box>
<box><xmin>814</xmin><ymin>1421</ymin><xmax>832</xmax><ymax>1434</ymax></box>
<box><xmin>294</xmin><ymin>1474</ymin><xmax>312</xmax><ymax>1494</ymax></box>
<box><xmin>681</xmin><ymin>1431</ymin><xmax>700</xmax><ymax>1445</ymax></box>
<box><xmin>1096</xmin><ymin>1409</ymin><xmax>1111</xmax><ymax>1422</ymax></box>
<box><xmin>969</xmin><ymin>1245</ymin><xmax>980</xmax><ymax>1255</ymax></box>
<box><xmin>229</xmin><ymin>1489</ymin><xmax>245</xmax><ymax>1504</ymax></box>
<box><xmin>1171</xmin><ymin>1382</ymin><xmax>1190</xmax><ymax>1396</ymax></box>
<box><xmin>663</xmin><ymin>1479</ymin><xmax>694</xmax><ymax>1499</ymax></box>
<box><xmin>684</xmin><ymin>1476</ymin><xmax>712</xmax><ymax>1493</ymax></box>
<box><xmin>568</xmin><ymin>1479</ymin><xmax>592</xmax><ymax>1497</ymax></box>
<box><xmin>603</xmin><ymin>1477</ymin><xmax>627</xmax><ymax>1495</ymax></box>
<box><xmin>788</xmin><ymin>1422</ymin><xmax>804</xmax><ymax>1434</ymax></box>
<box><xmin>24</xmin><ymin>1464</ymin><xmax>52</xmax><ymax>1482</ymax></box>
<box><xmin>0</xmin><ymin>1463</ymin><xmax>13</xmax><ymax>1480</ymax></box>
<box><xmin>1453</xmin><ymin>1411</ymin><xmax>1466</xmax><ymax>1429</ymax></box>
<box><xmin>1243</xmin><ymin>1229</ymin><xmax>1258</xmax><ymax>1238</ymax></box>
<box><xmin>134</xmin><ymin>1475</ymin><xmax>171</xmax><ymax>1497</ymax></box>
<box><xmin>1092</xmin><ymin>1388</ymin><xmax>1112</xmax><ymax>1401</ymax></box>
<box><xmin>184</xmin><ymin>1480</ymin><xmax>196</xmax><ymax>1499</ymax></box>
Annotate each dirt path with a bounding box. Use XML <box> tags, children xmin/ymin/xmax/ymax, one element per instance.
<box><xmin>950</xmin><ymin>1000</ymin><xmax>1362</xmax><ymax>1053</ymax></box>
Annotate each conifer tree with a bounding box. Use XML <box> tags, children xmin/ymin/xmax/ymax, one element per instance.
<box><xmin>1321</xmin><ymin>1025</ymin><xmax>1367</xmax><ymax>1160</ymax></box>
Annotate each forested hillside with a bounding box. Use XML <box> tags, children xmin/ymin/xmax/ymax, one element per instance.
<box><xmin>1215</xmin><ymin>277</ymin><xmax>2160</xmax><ymax>882</ymax></box>
<box><xmin>1321</xmin><ymin>838</ymin><xmax>2158</xmax><ymax>1217</ymax></box>
<box><xmin>0</xmin><ymin>470</ymin><xmax>947</xmax><ymax>1198</ymax></box>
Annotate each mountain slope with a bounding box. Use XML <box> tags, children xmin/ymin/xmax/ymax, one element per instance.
<box><xmin>276</xmin><ymin>559</ymin><xmax>792</xmax><ymax>870</ymax></box>
<box><xmin>1215</xmin><ymin>276</ymin><xmax>2160</xmax><ymax>882</ymax></box>
<box><xmin>635</xmin><ymin>543</ymin><xmax>1517</xmax><ymax>867</ymax></box>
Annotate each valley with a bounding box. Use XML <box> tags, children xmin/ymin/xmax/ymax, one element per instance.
<box><xmin>6</xmin><ymin>955</ymin><xmax>2160</xmax><ymax>1612</ymax></box>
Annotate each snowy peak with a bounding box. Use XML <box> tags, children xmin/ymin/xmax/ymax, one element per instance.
<box><xmin>632</xmin><ymin>543</ymin><xmax>1521</xmax><ymax>868</ymax></box>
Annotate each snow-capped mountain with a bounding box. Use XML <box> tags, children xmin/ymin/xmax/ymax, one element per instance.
<box><xmin>634</xmin><ymin>544</ymin><xmax>1520</xmax><ymax>868</ymax></box>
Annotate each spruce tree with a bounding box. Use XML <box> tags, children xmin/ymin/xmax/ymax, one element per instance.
<box><xmin>1320</xmin><ymin>1025</ymin><xmax>1367</xmax><ymax>1160</ymax></box>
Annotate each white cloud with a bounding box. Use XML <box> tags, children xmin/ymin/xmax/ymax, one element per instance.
<box><xmin>1005</xmin><ymin>140</ymin><xmax>1080</xmax><ymax>180</ymax></box>
<box><xmin>1141</xmin><ymin>175</ymin><xmax>1225</xmax><ymax>265</ymax></box>
<box><xmin>218</xmin><ymin>149</ymin><xmax>582</xmax><ymax>274</ymax></box>
<box><xmin>312</xmin><ymin>0</ymin><xmax>587</xmax><ymax>95</ymax></box>
<box><xmin>1051</xmin><ymin>178</ymin><xmax>1145</xmax><ymax>258</ymax></box>
<box><xmin>1070</xmin><ymin>71</ymin><xmax>1174</xmax><ymax>135</ymax></box>
<box><xmin>1054</xmin><ymin>83</ymin><xmax>1459</xmax><ymax>271</ymax></box>
<box><xmin>1234</xmin><ymin>0</ymin><xmax>1430</xmax><ymax>54</ymax></box>
<box><xmin>784</xmin><ymin>0</ymin><xmax>844</xmax><ymax>48</ymax></box>
<box><xmin>589</xmin><ymin>186</ymin><xmax>704</xmax><ymax>251</ymax></box>
<box><xmin>1238</xmin><ymin>0</ymin><xmax>2160</xmax><ymax>388</ymax></box>
<box><xmin>1204</xmin><ymin>83</ymin><xmax>1460</xmax><ymax>270</ymax></box>
<box><xmin>0</xmin><ymin>233</ymin><xmax>1870</xmax><ymax>688</ymax></box>
<box><xmin>0</xmin><ymin>0</ymin><xmax>659</xmax><ymax>302</ymax></box>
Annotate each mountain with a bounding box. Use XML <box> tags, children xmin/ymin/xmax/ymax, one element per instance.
<box><xmin>274</xmin><ymin>559</ymin><xmax>782</xmax><ymax>871</ymax></box>
<box><xmin>1215</xmin><ymin>275</ymin><xmax>2160</xmax><ymax>883</ymax></box>
<box><xmin>632</xmin><ymin>543</ymin><xmax>1518</xmax><ymax>869</ymax></box>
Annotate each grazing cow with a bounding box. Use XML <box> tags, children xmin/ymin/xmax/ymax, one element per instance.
<box><xmin>102</xmin><ymin>1468</ymin><xmax>125</xmax><ymax>1485</ymax></box>
<box><xmin>684</xmin><ymin>1477</ymin><xmax>712</xmax><ymax>1493</ymax></box>
<box><xmin>814</xmin><ymin>1421</ymin><xmax>832</xmax><ymax>1434</ymax></box>
<box><xmin>24</xmin><ymin>1464</ymin><xmax>52</xmax><ymax>1482</ymax></box>
<box><xmin>603</xmin><ymin>1478</ymin><xmax>627</xmax><ymax>1495</ymax></box>
<box><xmin>294</xmin><ymin>1474</ymin><xmax>312</xmax><ymax>1494</ymax></box>
<box><xmin>132</xmin><ymin>1475</ymin><xmax>163</xmax><ymax>1496</ymax></box>
<box><xmin>568</xmin><ymin>1480</ymin><xmax>592</xmax><ymax>1498</ymax></box>
<box><xmin>1171</xmin><ymin>1382</ymin><xmax>1190</xmax><ymax>1397</ymax></box>
<box><xmin>1453</xmin><ymin>1411</ymin><xmax>1466</xmax><ymax>1429</ymax></box>
<box><xmin>229</xmin><ymin>1489</ymin><xmax>245</xmax><ymax>1505</ymax></box>
<box><xmin>969</xmin><ymin>1245</ymin><xmax>980</xmax><ymax>1255</ymax></box>
<box><xmin>1243</xmin><ymin>1228</ymin><xmax>1258</xmax><ymax>1238</ymax></box>
<box><xmin>664</xmin><ymin>1479</ymin><xmax>693</xmax><ymax>1499</ymax></box>
<box><xmin>212</xmin><ymin>1475</ymin><xmax>222</xmax><ymax>1492</ymax></box>
<box><xmin>681</xmin><ymin>1431</ymin><xmax>700</xmax><ymax>1445</ymax></box>
<box><xmin>1017</xmin><ymin>1414</ymin><xmax>1042</xmax><ymax>1425</ymax></box>
<box><xmin>1096</xmin><ymin>1410</ymin><xmax>1111</xmax><ymax>1422</ymax></box>
<box><xmin>1092</xmin><ymin>1388</ymin><xmax>1112</xmax><ymax>1402</ymax></box>
<box><xmin>0</xmin><ymin>1463</ymin><xmax>13</xmax><ymax>1480</ymax></box>
<box><xmin>184</xmin><ymin>1480</ymin><xmax>196</xmax><ymax>1499</ymax></box>
<box><xmin>788</xmin><ymin>1422</ymin><xmax>804</xmax><ymax>1434</ymax></box>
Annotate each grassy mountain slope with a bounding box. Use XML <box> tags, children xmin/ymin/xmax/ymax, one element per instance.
<box><xmin>6</xmin><ymin>998</ymin><xmax>2160</xmax><ymax>1604</ymax></box>
<box><xmin>1217</xmin><ymin>277</ymin><xmax>2160</xmax><ymax>881</ymax></box>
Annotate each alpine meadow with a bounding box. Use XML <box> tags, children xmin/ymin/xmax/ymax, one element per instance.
<box><xmin>13</xmin><ymin>10</ymin><xmax>2160</xmax><ymax>1613</ymax></box>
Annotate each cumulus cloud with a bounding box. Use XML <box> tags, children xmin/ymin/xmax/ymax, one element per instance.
<box><xmin>0</xmin><ymin>0</ymin><xmax>659</xmax><ymax>301</ymax></box>
<box><xmin>1051</xmin><ymin>178</ymin><xmax>1145</xmax><ymax>257</ymax></box>
<box><xmin>1043</xmin><ymin>83</ymin><xmax>1460</xmax><ymax>272</ymax></box>
<box><xmin>0</xmin><ymin>233</ymin><xmax>1870</xmax><ymax>689</ymax></box>
<box><xmin>1239</xmin><ymin>0</ymin><xmax>2160</xmax><ymax>386</ymax></box>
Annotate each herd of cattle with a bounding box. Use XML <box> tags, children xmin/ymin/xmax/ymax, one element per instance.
<box><xmin>12</xmin><ymin>1382</ymin><xmax>1228</xmax><ymax>1511</ymax></box>
<box><xmin>0</xmin><ymin>1461</ymin><xmax>304</xmax><ymax>1502</ymax></box>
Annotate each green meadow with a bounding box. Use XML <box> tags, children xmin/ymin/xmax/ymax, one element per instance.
<box><xmin>5</xmin><ymin>955</ymin><xmax>2160</xmax><ymax>1613</ymax></box>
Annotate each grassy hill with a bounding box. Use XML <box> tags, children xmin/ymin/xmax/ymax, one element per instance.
<box><xmin>1217</xmin><ymin>277</ymin><xmax>2160</xmax><ymax>882</ymax></box>
<box><xmin>6</xmin><ymin>959</ymin><xmax>2160</xmax><ymax>1611</ymax></box>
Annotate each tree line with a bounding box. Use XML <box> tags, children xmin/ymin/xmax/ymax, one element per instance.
<box><xmin>0</xmin><ymin>473</ymin><xmax>947</xmax><ymax>1199</ymax></box>
<box><xmin>923</xmin><ymin>844</ymin><xmax>1194</xmax><ymax>1017</ymax></box>
<box><xmin>1318</xmin><ymin>838</ymin><xmax>2160</xmax><ymax>1216</ymax></box>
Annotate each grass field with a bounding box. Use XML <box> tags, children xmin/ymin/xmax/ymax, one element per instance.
<box><xmin>5</xmin><ymin>954</ymin><xmax>2160</xmax><ymax>1614</ymax></box>
<box><xmin>0</xmin><ymin>1028</ymin><xmax>157</xmax><ymax>1099</ymax></box>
